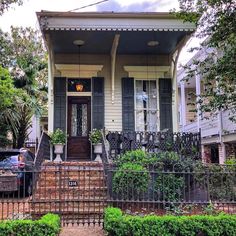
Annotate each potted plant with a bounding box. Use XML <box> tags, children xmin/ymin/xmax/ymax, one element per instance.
<box><xmin>49</xmin><ymin>128</ymin><xmax>67</xmax><ymax>162</ymax></box>
<box><xmin>89</xmin><ymin>129</ymin><xmax>103</xmax><ymax>161</ymax></box>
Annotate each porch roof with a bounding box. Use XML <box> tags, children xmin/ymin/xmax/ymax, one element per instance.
<box><xmin>37</xmin><ymin>11</ymin><xmax>196</xmax><ymax>55</ymax></box>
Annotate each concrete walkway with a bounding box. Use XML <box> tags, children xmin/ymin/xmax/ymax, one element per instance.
<box><xmin>60</xmin><ymin>226</ymin><xmax>105</xmax><ymax>236</ymax></box>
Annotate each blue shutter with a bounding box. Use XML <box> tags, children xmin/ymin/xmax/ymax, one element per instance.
<box><xmin>92</xmin><ymin>77</ymin><xmax>104</xmax><ymax>129</ymax></box>
<box><xmin>159</xmin><ymin>78</ymin><xmax>173</xmax><ymax>130</ymax></box>
<box><xmin>122</xmin><ymin>78</ymin><xmax>135</xmax><ymax>131</ymax></box>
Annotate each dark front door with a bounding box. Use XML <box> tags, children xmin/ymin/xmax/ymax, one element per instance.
<box><xmin>67</xmin><ymin>97</ymin><xmax>91</xmax><ymax>160</ymax></box>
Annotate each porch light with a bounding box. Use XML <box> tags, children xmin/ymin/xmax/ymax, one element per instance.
<box><xmin>76</xmin><ymin>83</ymin><xmax>84</xmax><ymax>92</ymax></box>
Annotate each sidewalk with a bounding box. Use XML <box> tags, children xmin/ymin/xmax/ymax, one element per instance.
<box><xmin>60</xmin><ymin>226</ymin><xmax>104</xmax><ymax>236</ymax></box>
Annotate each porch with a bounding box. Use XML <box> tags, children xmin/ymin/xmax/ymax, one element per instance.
<box><xmin>36</xmin><ymin>11</ymin><xmax>196</xmax><ymax>161</ymax></box>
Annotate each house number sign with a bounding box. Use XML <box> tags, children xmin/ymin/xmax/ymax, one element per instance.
<box><xmin>68</xmin><ymin>180</ymin><xmax>78</xmax><ymax>187</ymax></box>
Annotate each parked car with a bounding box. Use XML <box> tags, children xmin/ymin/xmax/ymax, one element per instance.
<box><xmin>0</xmin><ymin>148</ymin><xmax>35</xmax><ymax>196</ymax></box>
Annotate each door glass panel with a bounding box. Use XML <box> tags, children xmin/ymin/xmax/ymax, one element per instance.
<box><xmin>71</xmin><ymin>103</ymin><xmax>88</xmax><ymax>137</ymax></box>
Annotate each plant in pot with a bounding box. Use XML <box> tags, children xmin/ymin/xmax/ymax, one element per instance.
<box><xmin>49</xmin><ymin>128</ymin><xmax>67</xmax><ymax>162</ymax></box>
<box><xmin>89</xmin><ymin>129</ymin><xmax>103</xmax><ymax>162</ymax></box>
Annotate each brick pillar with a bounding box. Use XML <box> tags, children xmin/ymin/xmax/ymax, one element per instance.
<box><xmin>218</xmin><ymin>143</ymin><xmax>226</xmax><ymax>164</ymax></box>
<box><xmin>202</xmin><ymin>145</ymin><xmax>211</xmax><ymax>163</ymax></box>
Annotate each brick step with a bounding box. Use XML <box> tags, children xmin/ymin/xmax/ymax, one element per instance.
<box><xmin>30</xmin><ymin>204</ymin><xmax>107</xmax><ymax>213</ymax></box>
<box><xmin>36</xmin><ymin>178</ymin><xmax>105</xmax><ymax>188</ymax></box>
<box><xmin>32</xmin><ymin>193</ymin><xmax>107</xmax><ymax>200</ymax></box>
<box><xmin>37</xmin><ymin>170</ymin><xmax>105</xmax><ymax>177</ymax></box>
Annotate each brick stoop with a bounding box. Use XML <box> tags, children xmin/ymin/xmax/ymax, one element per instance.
<box><xmin>30</xmin><ymin>161</ymin><xmax>107</xmax><ymax>223</ymax></box>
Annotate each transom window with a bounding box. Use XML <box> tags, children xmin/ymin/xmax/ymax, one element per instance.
<box><xmin>135</xmin><ymin>80</ymin><xmax>158</xmax><ymax>132</ymax></box>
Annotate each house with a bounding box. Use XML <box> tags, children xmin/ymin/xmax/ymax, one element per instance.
<box><xmin>37</xmin><ymin>11</ymin><xmax>195</xmax><ymax>161</ymax></box>
<box><xmin>178</xmin><ymin>47</ymin><xmax>236</xmax><ymax>164</ymax></box>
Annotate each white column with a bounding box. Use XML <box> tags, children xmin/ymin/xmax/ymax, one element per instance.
<box><xmin>48</xmin><ymin>50</ymin><xmax>54</xmax><ymax>133</ymax></box>
<box><xmin>180</xmin><ymin>82</ymin><xmax>186</xmax><ymax>130</ymax></box>
<box><xmin>195</xmin><ymin>72</ymin><xmax>201</xmax><ymax>132</ymax></box>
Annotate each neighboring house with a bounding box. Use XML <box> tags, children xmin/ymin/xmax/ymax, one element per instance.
<box><xmin>178</xmin><ymin>48</ymin><xmax>236</xmax><ymax>164</ymax></box>
<box><xmin>37</xmin><ymin>11</ymin><xmax>195</xmax><ymax>161</ymax></box>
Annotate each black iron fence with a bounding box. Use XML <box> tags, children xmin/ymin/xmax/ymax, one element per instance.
<box><xmin>105</xmin><ymin>162</ymin><xmax>236</xmax><ymax>215</ymax></box>
<box><xmin>0</xmin><ymin>161</ymin><xmax>235</xmax><ymax>226</ymax></box>
<box><xmin>106</xmin><ymin>131</ymin><xmax>201</xmax><ymax>160</ymax></box>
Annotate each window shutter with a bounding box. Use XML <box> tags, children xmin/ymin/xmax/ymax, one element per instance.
<box><xmin>159</xmin><ymin>78</ymin><xmax>173</xmax><ymax>131</ymax></box>
<box><xmin>54</xmin><ymin>77</ymin><xmax>66</xmax><ymax>132</ymax></box>
<box><xmin>92</xmin><ymin>77</ymin><xmax>104</xmax><ymax>129</ymax></box>
<box><xmin>122</xmin><ymin>77</ymin><xmax>135</xmax><ymax>131</ymax></box>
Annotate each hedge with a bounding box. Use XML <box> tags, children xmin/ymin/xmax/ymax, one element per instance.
<box><xmin>0</xmin><ymin>213</ymin><xmax>60</xmax><ymax>236</ymax></box>
<box><xmin>104</xmin><ymin>207</ymin><xmax>236</xmax><ymax>236</ymax></box>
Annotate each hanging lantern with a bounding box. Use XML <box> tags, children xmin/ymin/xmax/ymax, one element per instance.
<box><xmin>76</xmin><ymin>83</ymin><xmax>84</xmax><ymax>92</ymax></box>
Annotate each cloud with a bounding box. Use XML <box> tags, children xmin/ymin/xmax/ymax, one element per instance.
<box><xmin>96</xmin><ymin>0</ymin><xmax>178</xmax><ymax>12</ymax></box>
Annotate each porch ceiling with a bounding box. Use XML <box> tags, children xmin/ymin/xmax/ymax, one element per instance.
<box><xmin>49</xmin><ymin>30</ymin><xmax>191</xmax><ymax>55</ymax></box>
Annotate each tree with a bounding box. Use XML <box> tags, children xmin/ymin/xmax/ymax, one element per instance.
<box><xmin>174</xmin><ymin>0</ymin><xmax>236</xmax><ymax>119</ymax></box>
<box><xmin>0</xmin><ymin>27</ymin><xmax>48</xmax><ymax>148</ymax></box>
<box><xmin>0</xmin><ymin>0</ymin><xmax>23</xmax><ymax>15</ymax></box>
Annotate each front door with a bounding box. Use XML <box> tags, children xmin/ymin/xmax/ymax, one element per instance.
<box><xmin>67</xmin><ymin>97</ymin><xmax>91</xmax><ymax>160</ymax></box>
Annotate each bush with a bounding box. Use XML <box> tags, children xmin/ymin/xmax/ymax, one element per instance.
<box><xmin>115</xmin><ymin>149</ymin><xmax>155</xmax><ymax>166</ymax></box>
<box><xmin>155</xmin><ymin>173</ymin><xmax>185</xmax><ymax>202</ymax></box>
<box><xmin>49</xmin><ymin>128</ymin><xmax>67</xmax><ymax>145</ymax></box>
<box><xmin>194</xmin><ymin>163</ymin><xmax>236</xmax><ymax>201</ymax></box>
<box><xmin>112</xmin><ymin>163</ymin><xmax>149</xmax><ymax>199</ymax></box>
<box><xmin>104</xmin><ymin>207</ymin><xmax>236</xmax><ymax>236</ymax></box>
<box><xmin>0</xmin><ymin>213</ymin><xmax>60</xmax><ymax>236</ymax></box>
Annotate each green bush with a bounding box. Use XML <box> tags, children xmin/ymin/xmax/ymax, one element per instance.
<box><xmin>194</xmin><ymin>163</ymin><xmax>236</xmax><ymax>201</ymax></box>
<box><xmin>104</xmin><ymin>207</ymin><xmax>236</xmax><ymax>236</ymax></box>
<box><xmin>115</xmin><ymin>149</ymin><xmax>155</xmax><ymax>166</ymax></box>
<box><xmin>155</xmin><ymin>173</ymin><xmax>185</xmax><ymax>202</ymax></box>
<box><xmin>112</xmin><ymin>163</ymin><xmax>149</xmax><ymax>199</ymax></box>
<box><xmin>0</xmin><ymin>213</ymin><xmax>60</xmax><ymax>236</ymax></box>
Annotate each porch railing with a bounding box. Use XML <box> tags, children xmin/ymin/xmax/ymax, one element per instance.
<box><xmin>34</xmin><ymin>132</ymin><xmax>50</xmax><ymax>169</ymax></box>
<box><xmin>106</xmin><ymin>131</ymin><xmax>201</xmax><ymax>160</ymax></box>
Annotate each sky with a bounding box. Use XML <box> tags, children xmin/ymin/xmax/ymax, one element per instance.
<box><xmin>0</xmin><ymin>0</ymin><xmax>198</xmax><ymax>65</ymax></box>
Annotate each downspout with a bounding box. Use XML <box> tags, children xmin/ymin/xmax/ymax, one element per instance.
<box><xmin>110</xmin><ymin>34</ymin><xmax>120</xmax><ymax>103</ymax></box>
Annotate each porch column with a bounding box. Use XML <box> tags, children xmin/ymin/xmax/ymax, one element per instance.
<box><xmin>47</xmin><ymin>47</ymin><xmax>54</xmax><ymax>133</ymax></box>
<box><xmin>180</xmin><ymin>81</ymin><xmax>187</xmax><ymax>131</ymax></box>
<box><xmin>195</xmin><ymin>72</ymin><xmax>201</xmax><ymax>132</ymax></box>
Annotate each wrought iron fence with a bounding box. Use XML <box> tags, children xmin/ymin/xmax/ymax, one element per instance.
<box><xmin>105</xmin><ymin>162</ymin><xmax>236</xmax><ymax>215</ymax></box>
<box><xmin>0</xmin><ymin>161</ymin><xmax>235</xmax><ymax>226</ymax></box>
<box><xmin>106</xmin><ymin>131</ymin><xmax>201</xmax><ymax>160</ymax></box>
<box><xmin>0</xmin><ymin>162</ymin><xmax>106</xmax><ymax>226</ymax></box>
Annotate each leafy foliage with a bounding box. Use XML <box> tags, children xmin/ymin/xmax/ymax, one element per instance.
<box><xmin>0</xmin><ymin>0</ymin><xmax>23</xmax><ymax>15</ymax></box>
<box><xmin>194</xmin><ymin>163</ymin><xmax>236</xmax><ymax>201</ymax></box>
<box><xmin>155</xmin><ymin>173</ymin><xmax>184</xmax><ymax>202</ymax></box>
<box><xmin>0</xmin><ymin>213</ymin><xmax>60</xmax><ymax>236</ymax></box>
<box><xmin>104</xmin><ymin>207</ymin><xmax>236</xmax><ymax>236</ymax></box>
<box><xmin>0</xmin><ymin>26</ymin><xmax>48</xmax><ymax>148</ymax></box>
<box><xmin>112</xmin><ymin>163</ymin><xmax>150</xmax><ymax>199</ymax></box>
<box><xmin>174</xmin><ymin>0</ymin><xmax>236</xmax><ymax>119</ymax></box>
<box><xmin>49</xmin><ymin>128</ymin><xmax>67</xmax><ymax>145</ymax></box>
<box><xmin>89</xmin><ymin>128</ymin><xmax>102</xmax><ymax>144</ymax></box>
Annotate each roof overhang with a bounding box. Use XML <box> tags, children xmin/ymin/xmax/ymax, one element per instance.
<box><xmin>37</xmin><ymin>11</ymin><xmax>196</xmax><ymax>55</ymax></box>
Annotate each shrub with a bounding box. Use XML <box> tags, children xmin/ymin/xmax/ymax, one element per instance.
<box><xmin>0</xmin><ymin>213</ymin><xmax>60</xmax><ymax>236</ymax></box>
<box><xmin>155</xmin><ymin>173</ymin><xmax>185</xmax><ymax>202</ymax></box>
<box><xmin>112</xmin><ymin>163</ymin><xmax>149</xmax><ymax>199</ymax></box>
<box><xmin>49</xmin><ymin>128</ymin><xmax>67</xmax><ymax>145</ymax></box>
<box><xmin>115</xmin><ymin>149</ymin><xmax>155</xmax><ymax>166</ymax></box>
<box><xmin>89</xmin><ymin>128</ymin><xmax>102</xmax><ymax>144</ymax></box>
<box><xmin>194</xmin><ymin>163</ymin><xmax>236</xmax><ymax>201</ymax></box>
<box><xmin>104</xmin><ymin>207</ymin><xmax>236</xmax><ymax>236</ymax></box>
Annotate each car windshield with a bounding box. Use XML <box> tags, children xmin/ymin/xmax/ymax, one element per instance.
<box><xmin>0</xmin><ymin>153</ymin><xmax>19</xmax><ymax>169</ymax></box>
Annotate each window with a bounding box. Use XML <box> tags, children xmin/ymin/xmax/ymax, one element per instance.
<box><xmin>135</xmin><ymin>80</ymin><xmax>158</xmax><ymax>132</ymax></box>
